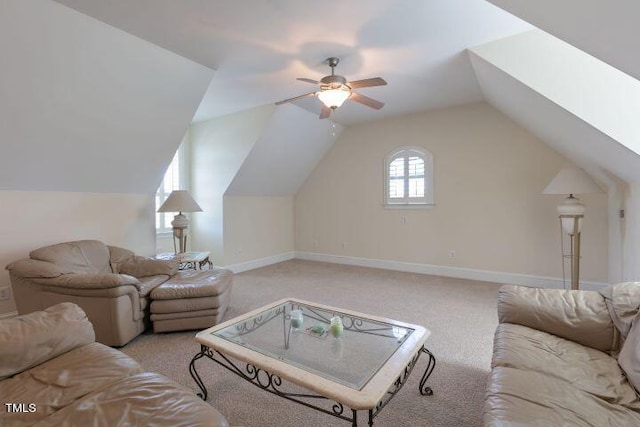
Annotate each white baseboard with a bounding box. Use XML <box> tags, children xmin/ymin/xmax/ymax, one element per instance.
<box><xmin>295</xmin><ymin>252</ymin><xmax>607</xmax><ymax>291</ymax></box>
<box><xmin>224</xmin><ymin>252</ymin><xmax>296</xmax><ymax>274</ymax></box>
<box><xmin>0</xmin><ymin>311</ymin><xmax>18</xmax><ymax>319</ymax></box>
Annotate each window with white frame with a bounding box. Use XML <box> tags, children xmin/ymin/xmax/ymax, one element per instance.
<box><xmin>156</xmin><ymin>147</ymin><xmax>185</xmax><ymax>233</ymax></box>
<box><xmin>384</xmin><ymin>147</ymin><xmax>433</xmax><ymax>207</ymax></box>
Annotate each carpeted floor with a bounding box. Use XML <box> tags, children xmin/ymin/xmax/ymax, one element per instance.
<box><xmin>121</xmin><ymin>259</ymin><xmax>502</xmax><ymax>427</ymax></box>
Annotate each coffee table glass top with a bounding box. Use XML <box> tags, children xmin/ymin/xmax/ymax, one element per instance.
<box><xmin>208</xmin><ymin>300</ymin><xmax>415</xmax><ymax>390</ymax></box>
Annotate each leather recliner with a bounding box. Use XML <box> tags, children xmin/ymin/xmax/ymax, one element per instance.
<box><xmin>6</xmin><ymin>240</ymin><xmax>178</xmax><ymax>346</ymax></box>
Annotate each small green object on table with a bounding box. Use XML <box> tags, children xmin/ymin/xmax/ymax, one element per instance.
<box><xmin>303</xmin><ymin>324</ymin><xmax>328</xmax><ymax>339</ymax></box>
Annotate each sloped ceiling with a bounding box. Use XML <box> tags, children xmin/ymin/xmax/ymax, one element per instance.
<box><xmin>226</xmin><ymin>104</ymin><xmax>344</xmax><ymax>196</ymax></box>
<box><xmin>52</xmin><ymin>0</ymin><xmax>531</xmax><ymax>126</ymax></box>
<box><xmin>0</xmin><ymin>0</ymin><xmax>213</xmax><ymax>194</ymax></box>
<box><xmin>487</xmin><ymin>0</ymin><xmax>640</xmax><ymax>81</ymax></box>
<box><xmin>468</xmin><ymin>53</ymin><xmax>640</xmax><ymax>183</ymax></box>
<box><xmin>470</xmin><ymin>30</ymin><xmax>640</xmax><ymax>156</ymax></box>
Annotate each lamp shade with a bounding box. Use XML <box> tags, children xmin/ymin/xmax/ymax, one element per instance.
<box><xmin>157</xmin><ymin>190</ymin><xmax>202</xmax><ymax>213</ymax></box>
<box><xmin>317</xmin><ymin>87</ymin><xmax>351</xmax><ymax>109</ymax></box>
<box><xmin>542</xmin><ymin>168</ymin><xmax>602</xmax><ymax>195</ymax></box>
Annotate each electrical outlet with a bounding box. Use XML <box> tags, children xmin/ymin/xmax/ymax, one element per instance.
<box><xmin>341</xmin><ymin>242</ymin><xmax>347</xmax><ymax>250</ymax></box>
<box><xmin>0</xmin><ymin>287</ymin><xmax>10</xmax><ymax>301</ymax></box>
<box><xmin>448</xmin><ymin>250</ymin><xmax>456</xmax><ymax>259</ymax></box>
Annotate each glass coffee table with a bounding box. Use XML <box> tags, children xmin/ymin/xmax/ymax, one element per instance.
<box><xmin>189</xmin><ymin>298</ymin><xmax>436</xmax><ymax>426</ymax></box>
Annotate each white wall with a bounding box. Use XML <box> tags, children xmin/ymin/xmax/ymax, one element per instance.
<box><xmin>295</xmin><ymin>103</ymin><xmax>609</xmax><ymax>283</ymax></box>
<box><xmin>190</xmin><ymin>105</ymin><xmax>276</xmax><ymax>264</ymax></box>
<box><xmin>623</xmin><ymin>182</ymin><xmax>640</xmax><ymax>281</ymax></box>
<box><xmin>223</xmin><ymin>196</ymin><xmax>295</xmax><ymax>268</ymax></box>
<box><xmin>0</xmin><ymin>191</ymin><xmax>155</xmax><ymax>315</ymax></box>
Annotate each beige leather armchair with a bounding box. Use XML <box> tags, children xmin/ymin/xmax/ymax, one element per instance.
<box><xmin>6</xmin><ymin>240</ymin><xmax>177</xmax><ymax>346</ymax></box>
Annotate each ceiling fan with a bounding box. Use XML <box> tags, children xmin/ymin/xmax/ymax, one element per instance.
<box><xmin>275</xmin><ymin>57</ymin><xmax>387</xmax><ymax>119</ymax></box>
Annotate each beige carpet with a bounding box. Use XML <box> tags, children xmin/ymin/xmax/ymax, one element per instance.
<box><xmin>121</xmin><ymin>260</ymin><xmax>502</xmax><ymax>427</ymax></box>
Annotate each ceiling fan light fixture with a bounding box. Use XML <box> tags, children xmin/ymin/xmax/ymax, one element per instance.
<box><xmin>317</xmin><ymin>87</ymin><xmax>351</xmax><ymax>109</ymax></box>
<box><xmin>275</xmin><ymin>56</ymin><xmax>386</xmax><ymax>118</ymax></box>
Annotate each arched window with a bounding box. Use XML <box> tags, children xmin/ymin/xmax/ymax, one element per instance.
<box><xmin>384</xmin><ymin>146</ymin><xmax>434</xmax><ymax>207</ymax></box>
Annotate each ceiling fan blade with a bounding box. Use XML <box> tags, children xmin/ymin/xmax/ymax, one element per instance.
<box><xmin>349</xmin><ymin>92</ymin><xmax>384</xmax><ymax>110</ymax></box>
<box><xmin>296</xmin><ymin>78</ymin><xmax>319</xmax><ymax>85</ymax></box>
<box><xmin>319</xmin><ymin>104</ymin><xmax>331</xmax><ymax>119</ymax></box>
<box><xmin>274</xmin><ymin>92</ymin><xmax>316</xmax><ymax>106</ymax></box>
<box><xmin>348</xmin><ymin>77</ymin><xmax>387</xmax><ymax>89</ymax></box>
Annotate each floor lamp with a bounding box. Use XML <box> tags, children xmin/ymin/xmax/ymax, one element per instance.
<box><xmin>157</xmin><ymin>190</ymin><xmax>203</xmax><ymax>254</ymax></box>
<box><xmin>543</xmin><ymin>168</ymin><xmax>602</xmax><ymax>290</ymax></box>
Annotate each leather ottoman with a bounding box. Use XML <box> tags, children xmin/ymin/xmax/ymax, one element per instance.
<box><xmin>149</xmin><ymin>268</ymin><xmax>233</xmax><ymax>333</ymax></box>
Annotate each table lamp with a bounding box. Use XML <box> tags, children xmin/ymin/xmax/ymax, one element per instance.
<box><xmin>157</xmin><ymin>190</ymin><xmax>203</xmax><ymax>253</ymax></box>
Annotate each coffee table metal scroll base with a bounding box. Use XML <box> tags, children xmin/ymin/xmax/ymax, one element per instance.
<box><xmin>189</xmin><ymin>344</ymin><xmax>436</xmax><ymax>427</ymax></box>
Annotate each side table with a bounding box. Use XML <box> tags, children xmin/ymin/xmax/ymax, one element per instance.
<box><xmin>155</xmin><ymin>251</ymin><xmax>213</xmax><ymax>271</ymax></box>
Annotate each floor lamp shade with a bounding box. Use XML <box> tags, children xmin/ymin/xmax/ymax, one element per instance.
<box><xmin>157</xmin><ymin>190</ymin><xmax>203</xmax><ymax>253</ymax></box>
<box><xmin>543</xmin><ymin>168</ymin><xmax>602</xmax><ymax>290</ymax></box>
<box><xmin>543</xmin><ymin>168</ymin><xmax>602</xmax><ymax>234</ymax></box>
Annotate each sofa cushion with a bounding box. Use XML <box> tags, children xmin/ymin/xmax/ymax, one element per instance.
<box><xmin>492</xmin><ymin>323</ymin><xmax>638</xmax><ymax>406</ymax></box>
<box><xmin>152</xmin><ymin>269</ymin><xmax>233</xmax><ymax>300</ymax></box>
<box><xmin>30</xmin><ymin>240</ymin><xmax>111</xmax><ymax>274</ymax></box>
<box><xmin>137</xmin><ymin>274</ymin><xmax>170</xmax><ymax>297</ymax></box>
<box><xmin>151</xmin><ymin>293</ymin><xmax>230</xmax><ymax>314</ymax></box>
<box><xmin>152</xmin><ymin>314</ymin><xmax>227</xmax><ymax>334</ymax></box>
<box><xmin>619</xmin><ymin>315</ymin><xmax>640</xmax><ymax>395</ymax></box>
<box><xmin>485</xmin><ymin>367</ymin><xmax>640</xmax><ymax>427</ymax></box>
<box><xmin>108</xmin><ymin>245</ymin><xmax>136</xmax><ymax>273</ymax></box>
<box><xmin>151</xmin><ymin>307</ymin><xmax>224</xmax><ymax>321</ymax></box>
<box><xmin>498</xmin><ymin>284</ymin><xmax>615</xmax><ymax>352</ymax></box>
<box><xmin>118</xmin><ymin>255</ymin><xmax>178</xmax><ymax>278</ymax></box>
<box><xmin>0</xmin><ymin>303</ymin><xmax>94</xmax><ymax>380</ymax></box>
<box><xmin>0</xmin><ymin>342</ymin><xmax>143</xmax><ymax>426</ymax></box>
<box><xmin>34</xmin><ymin>372</ymin><xmax>230</xmax><ymax>427</ymax></box>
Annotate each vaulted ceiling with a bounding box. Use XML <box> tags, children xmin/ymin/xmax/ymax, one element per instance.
<box><xmin>53</xmin><ymin>0</ymin><xmax>531</xmax><ymax>126</ymax></box>
<box><xmin>4</xmin><ymin>0</ymin><xmax>639</xmax><ymax>198</ymax></box>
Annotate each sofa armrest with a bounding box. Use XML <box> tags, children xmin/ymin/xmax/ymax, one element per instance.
<box><xmin>0</xmin><ymin>303</ymin><xmax>95</xmax><ymax>380</ymax></box>
<box><xmin>5</xmin><ymin>258</ymin><xmax>70</xmax><ymax>278</ymax></box>
<box><xmin>32</xmin><ymin>273</ymin><xmax>139</xmax><ymax>290</ymax></box>
<box><xmin>498</xmin><ymin>284</ymin><xmax>616</xmax><ymax>352</ymax></box>
<box><xmin>117</xmin><ymin>255</ymin><xmax>178</xmax><ymax>278</ymax></box>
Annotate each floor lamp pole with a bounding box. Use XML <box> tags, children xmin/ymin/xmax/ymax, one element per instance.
<box><xmin>562</xmin><ymin>214</ymin><xmax>582</xmax><ymax>290</ymax></box>
<box><xmin>571</xmin><ymin>230</ymin><xmax>580</xmax><ymax>291</ymax></box>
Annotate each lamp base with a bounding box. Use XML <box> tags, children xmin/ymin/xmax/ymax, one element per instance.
<box><xmin>172</xmin><ymin>226</ymin><xmax>188</xmax><ymax>254</ymax></box>
<box><xmin>171</xmin><ymin>213</ymin><xmax>189</xmax><ymax>228</ymax></box>
<box><xmin>170</xmin><ymin>213</ymin><xmax>189</xmax><ymax>254</ymax></box>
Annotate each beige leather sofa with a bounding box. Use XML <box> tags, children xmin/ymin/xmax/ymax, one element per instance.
<box><xmin>0</xmin><ymin>302</ymin><xmax>229</xmax><ymax>427</ymax></box>
<box><xmin>6</xmin><ymin>240</ymin><xmax>233</xmax><ymax>346</ymax></box>
<box><xmin>484</xmin><ymin>283</ymin><xmax>640</xmax><ymax>426</ymax></box>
